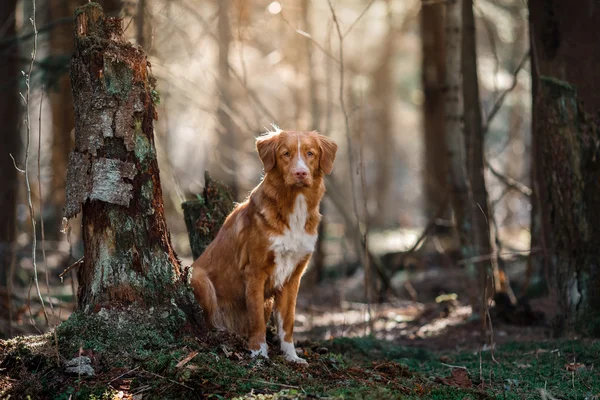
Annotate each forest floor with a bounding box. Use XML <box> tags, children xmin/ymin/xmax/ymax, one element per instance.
<box><xmin>2</xmin><ymin>240</ymin><xmax>599</xmax><ymax>399</ymax></box>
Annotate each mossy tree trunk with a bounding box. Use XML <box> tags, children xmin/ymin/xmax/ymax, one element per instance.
<box><xmin>181</xmin><ymin>172</ymin><xmax>234</xmax><ymax>260</ymax></box>
<box><xmin>64</xmin><ymin>3</ymin><xmax>187</xmax><ymax>312</ymax></box>
<box><xmin>49</xmin><ymin>0</ymin><xmax>122</xmax><ymax>234</ymax></box>
<box><xmin>530</xmin><ymin>1</ymin><xmax>600</xmax><ymax>335</ymax></box>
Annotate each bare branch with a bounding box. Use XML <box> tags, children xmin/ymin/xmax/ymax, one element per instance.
<box><xmin>342</xmin><ymin>0</ymin><xmax>377</xmax><ymax>39</ymax></box>
<box><xmin>483</xmin><ymin>51</ymin><xmax>530</xmax><ymax>134</ymax></box>
<box><xmin>486</xmin><ymin>161</ymin><xmax>532</xmax><ymax>197</ymax></box>
<box><xmin>9</xmin><ymin>153</ymin><xmax>25</xmax><ymax>173</ymax></box>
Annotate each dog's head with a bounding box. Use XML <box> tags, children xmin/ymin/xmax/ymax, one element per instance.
<box><xmin>256</xmin><ymin>129</ymin><xmax>338</xmax><ymax>187</ymax></box>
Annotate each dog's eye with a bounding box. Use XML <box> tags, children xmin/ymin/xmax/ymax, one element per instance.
<box><xmin>283</xmin><ymin>151</ymin><xmax>291</xmax><ymax>158</ymax></box>
<box><xmin>307</xmin><ymin>151</ymin><xmax>314</xmax><ymax>157</ymax></box>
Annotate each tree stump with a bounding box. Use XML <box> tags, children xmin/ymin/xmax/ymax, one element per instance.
<box><xmin>64</xmin><ymin>3</ymin><xmax>191</xmax><ymax>313</ymax></box>
<box><xmin>181</xmin><ymin>172</ymin><xmax>235</xmax><ymax>260</ymax></box>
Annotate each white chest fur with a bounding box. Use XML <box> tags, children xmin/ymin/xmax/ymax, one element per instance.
<box><xmin>269</xmin><ymin>194</ymin><xmax>317</xmax><ymax>289</ymax></box>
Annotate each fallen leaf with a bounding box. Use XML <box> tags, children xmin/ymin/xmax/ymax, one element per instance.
<box><xmin>437</xmin><ymin>368</ymin><xmax>472</xmax><ymax>388</ymax></box>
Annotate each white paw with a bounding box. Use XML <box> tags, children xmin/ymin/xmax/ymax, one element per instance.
<box><xmin>250</xmin><ymin>342</ymin><xmax>269</xmax><ymax>359</ymax></box>
<box><xmin>284</xmin><ymin>353</ymin><xmax>308</xmax><ymax>365</ymax></box>
<box><xmin>281</xmin><ymin>341</ymin><xmax>308</xmax><ymax>365</ymax></box>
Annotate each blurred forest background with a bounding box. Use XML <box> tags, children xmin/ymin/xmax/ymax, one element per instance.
<box><xmin>0</xmin><ymin>0</ymin><xmax>597</xmax><ymax>351</ymax></box>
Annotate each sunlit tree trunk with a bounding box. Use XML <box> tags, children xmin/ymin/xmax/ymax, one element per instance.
<box><xmin>0</xmin><ymin>0</ymin><xmax>20</xmax><ymax>333</ymax></box>
<box><xmin>65</xmin><ymin>4</ymin><xmax>186</xmax><ymax>310</ymax></box>
<box><xmin>215</xmin><ymin>0</ymin><xmax>239</xmax><ymax>199</ymax></box>
<box><xmin>461</xmin><ymin>0</ymin><xmax>496</xmax><ymax>313</ymax></box>
<box><xmin>370</xmin><ymin>0</ymin><xmax>394</xmax><ymax>228</ymax></box>
<box><xmin>530</xmin><ymin>0</ymin><xmax>600</xmax><ymax>336</ymax></box>
<box><xmin>49</xmin><ymin>0</ymin><xmax>122</xmax><ymax>233</ymax></box>
<box><xmin>421</xmin><ymin>0</ymin><xmax>449</xmax><ymax>222</ymax></box>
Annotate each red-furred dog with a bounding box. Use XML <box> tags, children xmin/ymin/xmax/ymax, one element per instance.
<box><xmin>191</xmin><ymin>129</ymin><xmax>337</xmax><ymax>364</ymax></box>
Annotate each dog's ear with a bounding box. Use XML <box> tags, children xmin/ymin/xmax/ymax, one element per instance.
<box><xmin>318</xmin><ymin>134</ymin><xmax>338</xmax><ymax>175</ymax></box>
<box><xmin>256</xmin><ymin>133</ymin><xmax>279</xmax><ymax>173</ymax></box>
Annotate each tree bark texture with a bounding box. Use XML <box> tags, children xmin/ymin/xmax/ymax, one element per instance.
<box><xmin>49</xmin><ymin>0</ymin><xmax>123</xmax><ymax>227</ymax></box>
<box><xmin>64</xmin><ymin>3</ymin><xmax>181</xmax><ymax>310</ymax></box>
<box><xmin>182</xmin><ymin>172</ymin><xmax>234</xmax><ymax>260</ymax></box>
<box><xmin>421</xmin><ymin>0</ymin><xmax>449</xmax><ymax>221</ymax></box>
<box><xmin>0</xmin><ymin>0</ymin><xmax>20</xmax><ymax>312</ymax></box>
<box><xmin>530</xmin><ymin>0</ymin><xmax>600</xmax><ymax>335</ymax></box>
<box><xmin>461</xmin><ymin>0</ymin><xmax>496</xmax><ymax>307</ymax></box>
<box><xmin>444</xmin><ymin>0</ymin><xmax>479</xmax><ymax>292</ymax></box>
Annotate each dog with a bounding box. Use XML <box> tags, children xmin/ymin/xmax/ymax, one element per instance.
<box><xmin>191</xmin><ymin>129</ymin><xmax>337</xmax><ymax>364</ymax></box>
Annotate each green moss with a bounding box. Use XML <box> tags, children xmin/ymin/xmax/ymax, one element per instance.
<box><xmin>151</xmin><ymin>89</ymin><xmax>161</xmax><ymax>105</ymax></box>
<box><xmin>134</xmin><ymin>125</ymin><xmax>154</xmax><ymax>164</ymax></box>
<box><xmin>103</xmin><ymin>57</ymin><xmax>133</xmax><ymax>98</ymax></box>
<box><xmin>182</xmin><ymin>171</ymin><xmax>235</xmax><ymax>259</ymax></box>
<box><xmin>55</xmin><ymin>307</ymin><xmax>186</xmax><ymax>363</ymax></box>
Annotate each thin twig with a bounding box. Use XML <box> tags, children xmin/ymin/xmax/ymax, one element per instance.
<box><xmin>342</xmin><ymin>0</ymin><xmax>377</xmax><ymax>38</ymax></box>
<box><xmin>295</xmin><ymin>28</ymin><xmax>340</xmax><ymax>64</ymax></box>
<box><xmin>482</xmin><ymin>50</ymin><xmax>530</xmax><ymax>134</ymax></box>
<box><xmin>9</xmin><ymin>153</ymin><xmax>25</xmax><ymax>173</ymax></box>
<box><xmin>59</xmin><ymin>257</ymin><xmax>83</xmax><ymax>279</ymax></box>
<box><xmin>358</xmin><ymin>85</ymin><xmax>373</xmax><ymax>331</ymax></box>
<box><xmin>235</xmin><ymin>378</ymin><xmax>301</xmax><ymax>389</ymax></box>
<box><xmin>457</xmin><ymin>248</ymin><xmax>539</xmax><ymax>266</ymax></box>
<box><xmin>22</xmin><ymin>0</ymin><xmax>49</xmax><ymax>326</ymax></box>
<box><xmin>108</xmin><ymin>366</ymin><xmax>140</xmax><ymax>384</ymax></box>
<box><xmin>441</xmin><ymin>363</ymin><xmax>468</xmax><ymax>370</ymax></box>
<box><xmin>141</xmin><ymin>370</ymin><xmax>194</xmax><ymax>390</ymax></box>
<box><xmin>37</xmin><ymin>88</ymin><xmax>53</xmax><ymax>317</ymax></box>
<box><xmin>486</xmin><ymin>161</ymin><xmax>532</xmax><ymax>196</ymax></box>
<box><xmin>397</xmin><ymin>196</ymin><xmax>449</xmax><ymax>272</ymax></box>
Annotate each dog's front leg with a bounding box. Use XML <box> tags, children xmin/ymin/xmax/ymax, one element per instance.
<box><xmin>274</xmin><ymin>259</ymin><xmax>309</xmax><ymax>365</ymax></box>
<box><xmin>245</xmin><ymin>276</ymin><xmax>269</xmax><ymax>359</ymax></box>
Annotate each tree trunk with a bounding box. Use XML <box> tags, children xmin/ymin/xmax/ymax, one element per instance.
<box><xmin>461</xmin><ymin>0</ymin><xmax>497</xmax><ymax>312</ymax></box>
<box><xmin>0</xmin><ymin>0</ymin><xmax>20</xmax><ymax>331</ymax></box>
<box><xmin>215</xmin><ymin>0</ymin><xmax>239</xmax><ymax>199</ymax></box>
<box><xmin>48</xmin><ymin>0</ymin><xmax>78</xmax><ymax>233</ymax></box>
<box><xmin>64</xmin><ymin>3</ymin><xmax>186</xmax><ymax>311</ymax></box>
<box><xmin>530</xmin><ymin>0</ymin><xmax>600</xmax><ymax>335</ymax></box>
<box><xmin>49</xmin><ymin>0</ymin><xmax>123</xmax><ymax>234</ymax></box>
<box><xmin>444</xmin><ymin>0</ymin><xmax>478</xmax><ymax>294</ymax></box>
<box><xmin>370</xmin><ymin>0</ymin><xmax>394</xmax><ymax>228</ymax></box>
<box><xmin>421</xmin><ymin>0</ymin><xmax>449</xmax><ymax>223</ymax></box>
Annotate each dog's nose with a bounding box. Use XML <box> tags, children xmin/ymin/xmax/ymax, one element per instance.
<box><xmin>293</xmin><ymin>169</ymin><xmax>308</xmax><ymax>180</ymax></box>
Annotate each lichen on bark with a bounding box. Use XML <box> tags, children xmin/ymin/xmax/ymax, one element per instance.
<box><xmin>64</xmin><ymin>3</ymin><xmax>196</xmax><ymax>316</ymax></box>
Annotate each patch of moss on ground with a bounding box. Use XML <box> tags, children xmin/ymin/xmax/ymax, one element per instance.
<box><xmin>320</xmin><ymin>336</ymin><xmax>600</xmax><ymax>400</ymax></box>
<box><xmin>56</xmin><ymin>306</ymin><xmax>187</xmax><ymax>361</ymax></box>
<box><xmin>3</xmin><ymin>321</ymin><xmax>600</xmax><ymax>400</ymax></box>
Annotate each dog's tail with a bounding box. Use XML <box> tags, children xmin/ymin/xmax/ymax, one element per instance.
<box><xmin>191</xmin><ymin>268</ymin><xmax>224</xmax><ymax>330</ymax></box>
